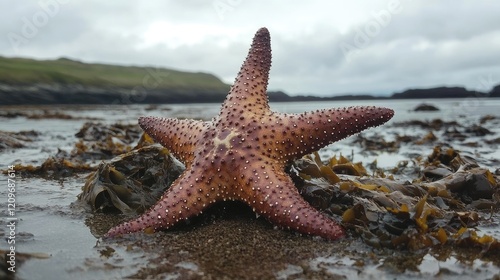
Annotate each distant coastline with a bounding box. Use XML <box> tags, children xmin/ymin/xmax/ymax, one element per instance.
<box><xmin>268</xmin><ymin>86</ymin><xmax>500</xmax><ymax>102</ymax></box>
<box><xmin>1</xmin><ymin>56</ymin><xmax>499</xmax><ymax>105</ymax></box>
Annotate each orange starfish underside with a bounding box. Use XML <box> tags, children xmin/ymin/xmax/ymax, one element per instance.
<box><xmin>106</xmin><ymin>27</ymin><xmax>394</xmax><ymax>240</ymax></box>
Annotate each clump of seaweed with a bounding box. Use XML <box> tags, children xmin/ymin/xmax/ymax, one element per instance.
<box><xmin>73</xmin><ymin>122</ymin><xmax>143</xmax><ymax>160</ymax></box>
<box><xmin>7</xmin><ymin>122</ymin><xmax>144</xmax><ymax>179</ymax></box>
<box><xmin>291</xmin><ymin>147</ymin><xmax>499</xmax><ymax>254</ymax></box>
<box><xmin>0</xmin><ymin>130</ymin><xmax>39</xmax><ymax>150</ymax></box>
<box><xmin>9</xmin><ymin>152</ymin><xmax>94</xmax><ymax>179</ymax></box>
<box><xmin>77</xmin><ymin>134</ymin><xmax>184</xmax><ymax>214</ymax></box>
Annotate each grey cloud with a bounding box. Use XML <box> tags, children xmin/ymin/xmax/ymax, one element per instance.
<box><xmin>1</xmin><ymin>1</ymin><xmax>499</xmax><ymax>96</ymax></box>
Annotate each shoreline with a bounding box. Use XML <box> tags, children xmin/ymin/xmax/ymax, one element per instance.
<box><xmin>1</xmin><ymin>82</ymin><xmax>499</xmax><ymax>106</ymax></box>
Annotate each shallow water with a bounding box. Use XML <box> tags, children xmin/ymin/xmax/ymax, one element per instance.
<box><xmin>0</xmin><ymin>98</ymin><xmax>499</xmax><ymax>279</ymax></box>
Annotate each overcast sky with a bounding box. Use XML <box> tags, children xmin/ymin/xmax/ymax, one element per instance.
<box><xmin>2</xmin><ymin>0</ymin><xmax>500</xmax><ymax>96</ymax></box>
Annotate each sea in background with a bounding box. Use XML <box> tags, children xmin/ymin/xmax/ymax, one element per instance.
<box><xmin>0</xmin><ymin>98</ymin><xmax>499</xmax><ymax>279</ymax></box>
<box><xmin>2</xmin><ymin>98</ymin><xmax>499</xmax><ymax>169</ymax></box>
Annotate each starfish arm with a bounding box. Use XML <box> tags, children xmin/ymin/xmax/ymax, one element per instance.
<box><xmin>271</xmin><ymin>106</ymin><xmax>394</xmax><ymax>161</ymax></box>
<box><xmin>218</xmin><ymin>27</ymin><xmax>272</xmax><ymax>123</ymax></box>
<box><xmin>241</xmin><ymin>163</ymin><xmax>345</xmax><ymax>240</ymax></box>
<box><xmin>105</xmin><ymin>168</ymin><xmax>218</xmax><ymax>237</ymax></box>
<box><xmin>139</xmin><ymin>116</ymin><xmax>210</xmax><ymax>165</ymax></box>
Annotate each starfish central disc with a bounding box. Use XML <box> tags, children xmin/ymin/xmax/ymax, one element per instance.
<box><xmin>211</xmin><ymin>129</ymin><xmax>240</xmax><ymax>155</ymax></box>
<box><xmin>105</xmin><ymin>27</ymin><xmax>394</xmax><ymax>240</ymax></box>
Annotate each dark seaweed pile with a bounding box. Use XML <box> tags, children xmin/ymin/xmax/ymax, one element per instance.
<box><xmin>292</xmin><ymin>148</ymin><xmax>499</xmax><ymax>253</ymax></box>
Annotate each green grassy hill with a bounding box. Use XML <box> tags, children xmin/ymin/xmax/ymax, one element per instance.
<box><xmin>0</xmin><ymin>56</ymin><xmax>230</xmax><ymax>91</ymax></box>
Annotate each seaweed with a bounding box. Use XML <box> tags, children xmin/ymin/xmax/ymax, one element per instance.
<box><xmin>6</xmin><ymin>122</ymin><xmax>144</xmax><ymax>179</ymax></box>
<box><xmin>78</xmin><ymin>139</ymin><xmax>184</xmax><ymax>214</ymax></box>
<box><xmin>291</xmin><ymin>147</ymin><xmax>499</xmax><ymax>254</ymax></box>
<box><xmin>0</xmin><ymin>130</ymin><xmax>39</xmax><ymax>150</ymax></box>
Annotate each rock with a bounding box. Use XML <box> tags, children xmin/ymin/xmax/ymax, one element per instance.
<box><xmin>464</xmin><ymin>124</ymin><xmax>492</xmax><ymax>136</ymax></box>
<box><xmin>413</xmin><ymin>103</ymin><xmax>440</xmax><ymax>111</ymax></box>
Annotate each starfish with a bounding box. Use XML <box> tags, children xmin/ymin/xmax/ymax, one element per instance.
<box><xmin>106</xmin><ymin>27</ymin><xmax>394</xmax><ymax>240</ymax></box>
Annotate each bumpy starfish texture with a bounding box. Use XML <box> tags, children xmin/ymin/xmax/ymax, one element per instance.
<box><xmin>106</xmin><ymin>27</ymin><xmax>394</xmax><ymax>240</ymax></box>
